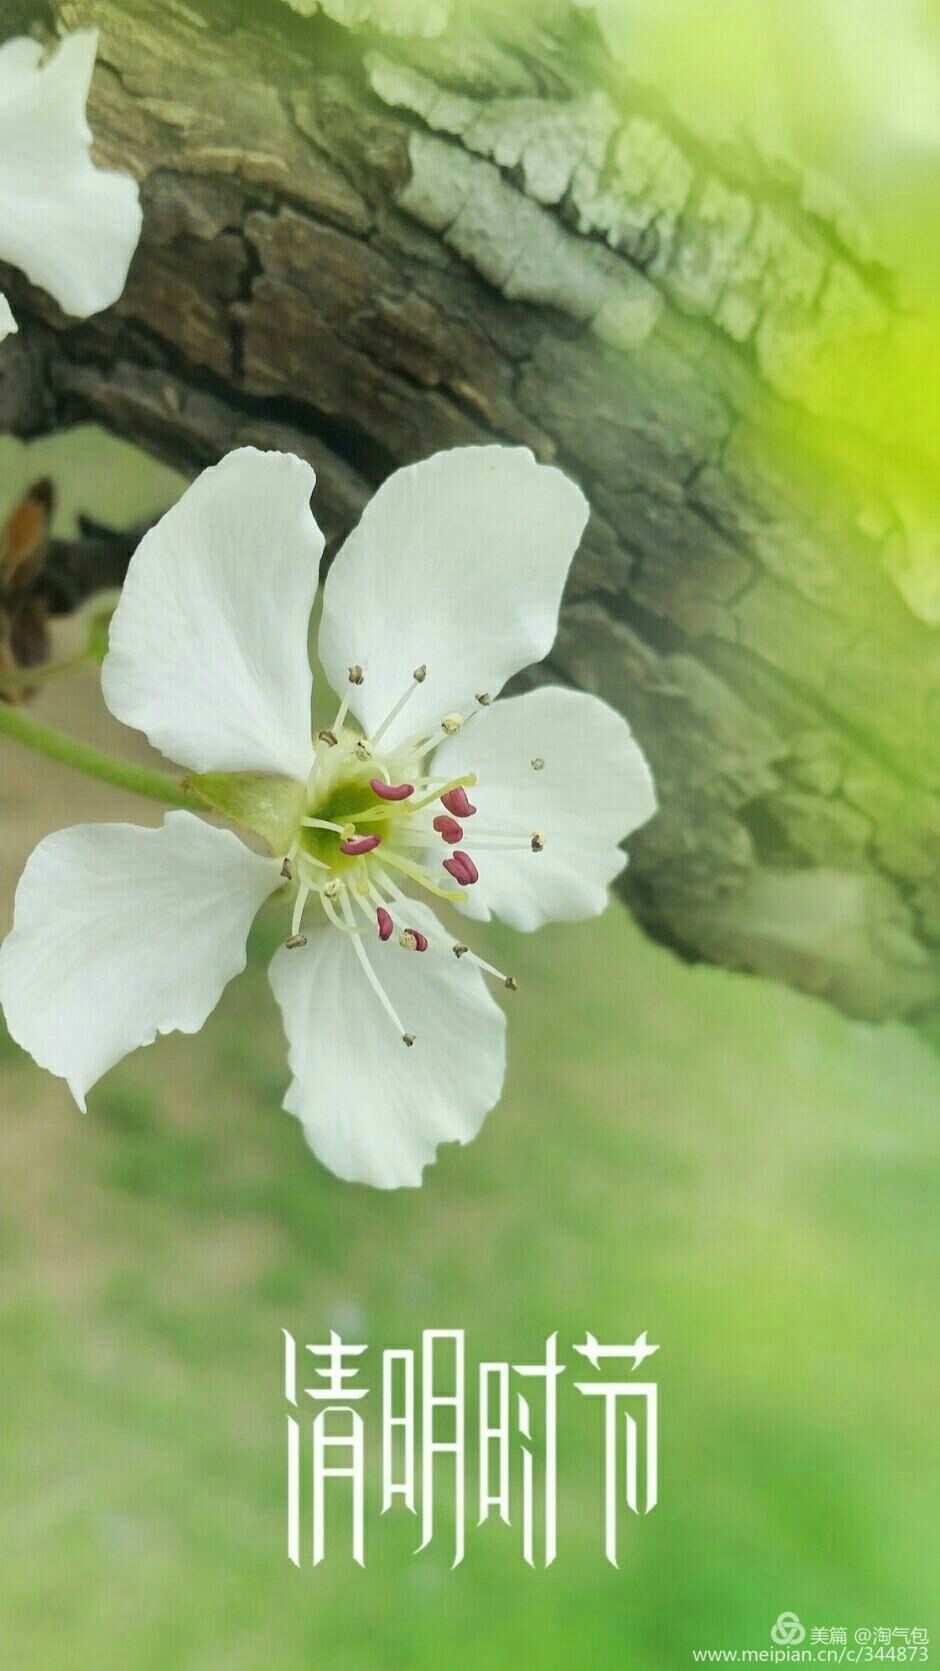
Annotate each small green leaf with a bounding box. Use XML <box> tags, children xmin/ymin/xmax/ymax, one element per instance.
<box><xmin>186</xmin><ymin>772</ymin><xmax>306</xmax><ymax>855</ymax></box>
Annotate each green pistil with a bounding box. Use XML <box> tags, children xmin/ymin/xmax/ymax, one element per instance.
<box><xmin>300</xmin><ymin>772</ymin><xmax>381</xmax><ymax>869</ymax></box>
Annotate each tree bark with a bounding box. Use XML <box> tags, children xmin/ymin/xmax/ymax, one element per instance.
<box><xmin>3</xmin><ymin>0</ymin><xmax>939</xmax><ymax>1026</ymax></box>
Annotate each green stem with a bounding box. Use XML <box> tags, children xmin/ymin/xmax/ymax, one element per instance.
<box><xmin>0</xmin><ymin>701</ymin><xmax>208</xmax><ymax>813</ymax></box>
<box><xmin>2</xmin><ymin>652</ymin><xmax>90</xmax><ymax>694</ymax></box>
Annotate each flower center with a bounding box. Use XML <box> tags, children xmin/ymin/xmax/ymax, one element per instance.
<box><xmin>281</xmin><ymin>667</ymin><xmax>545</xmax><ymax>1045</ymax></box>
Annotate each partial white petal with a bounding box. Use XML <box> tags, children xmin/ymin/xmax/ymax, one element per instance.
<box><xmin>0</xmin><ymin>38</ymin><xmax>44</xmax><ymax>81</ymax></box>
<box><xmin>0</xmin><ymin>292</ymin><xmax>16</xmax><ymax>342</ymax></box>
<box><xmin>318</xmin><ymin>447</ymin><xmax>589</xmax><ymax>749</ymax></box>
<box><xmin>0</xmin><ymin>813</ymin><xmax>281</xmax><ymax>1109</ymax></box>
<box><xmin>269</xmin><ymin>901</ymin><xmax>506</xmax><ymax>1188</ymax></box>
<box><xmin>102</xmin><ymin>449</ymin><xmax>323</xmax><ymax>779</ymax></box>
<box><xmin>0</xmin><ymin>31</ymin><xmax>142</xmax><ymax>318</ymax></box>
<box><xmin>434</xmin><ymin>685</ymin><xmax>656</xmax><ymax>930</ymax></box>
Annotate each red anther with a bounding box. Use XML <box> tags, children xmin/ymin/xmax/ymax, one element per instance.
<box><xmin>407</xmin><ymin>928</ymin><xmax>429</xmax><ymax>952</ymax></box>
<box><xmin>370</xmin><ymin>778</ymin><xmax>415</xmax><ymax>801</ymax></box>
<box><xmin>441</xmin><ymin>787</ymin><xmax>477</xmax><ymax>819</ymax></box>
<box><xmin>454</xmin><ymin>851</ymin><xmax>479</xmax><ymax>883</ymax></box>
<box><xmin>443</xmin><ymin>850</ymin><xmax>479</xmax><ymax>886</ymax></box>
<box><xmin>340</xmin><ymin>834</ymin><xmax>382</xmax><ymax>855</ymax></box>
<box><xmin>376</xmin><ymin>907</ymin><xmax>394</xmax><ymax>942</ymax></box>
<box><xmin>432</xmin><ymin>814</ymin><xmax>464</xmax><ymax>844</ymax></box>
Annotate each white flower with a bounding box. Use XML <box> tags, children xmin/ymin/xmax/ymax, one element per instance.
<box><xmin>0</xmin><ymin>446</ymin><xmax>656</xmax><ymax>1188</ymax></box>
<box><xmin>0</xmin><ymin>30</ymin><xmax>142</xmax><ymax>344</ymax></box>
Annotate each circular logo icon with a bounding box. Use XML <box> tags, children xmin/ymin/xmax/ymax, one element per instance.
<box><xmin>771</xmin><ymin>1612</ymin><xmax>806</xmax><ymax>1647</ymax></box>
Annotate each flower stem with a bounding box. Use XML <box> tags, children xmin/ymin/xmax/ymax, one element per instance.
<box><xmin>2</xmin><ymin>652</ymin><xmax>90</xmax><ymax>694</ymax></box>
<box><xmin>0</xmin><ymin>702</ymin><xmax>207</xmax><ymax>813</ymax></box>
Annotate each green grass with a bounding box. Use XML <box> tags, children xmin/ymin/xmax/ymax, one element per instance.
<box><xmin>0</xmin><ymin>426</ymin><xmax>937</xmax><ymax>1666</ymax></box>
<box><xmin>1</xmin><ymin>900</ymin><xmax>938</xmax><ymax>1669</ymax></box>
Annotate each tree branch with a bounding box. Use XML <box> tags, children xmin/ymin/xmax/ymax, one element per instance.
<box><xmin>2</xmin><ymin>0</ymin><xmax>938</xmax><ymax>1024</ymax></box>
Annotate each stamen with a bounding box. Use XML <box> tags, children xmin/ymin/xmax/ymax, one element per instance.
<box><xmin>462</xmin><ymin>834</ymin><xmax>542</xmax><ymax>853</ymax></box>
<box><xmin>371</xmin><ymin>871</ymin><xmax>405</xmax><ymax>910</ymax></box>
<box><xmin>364</xmin><ymin>884</ymin><xmax>407</xmax><ymax>944</ymax></box>
<box><xmin>369</xmin><ymin>778</ymin><xmax>415</xmax><ymax>802</ymax></box>
<box><xmin>398</xmin><ymin>694</ymin><xmax>479</xmax><ymax>759</ymax></box>
<box><xmin>281</xmin><ymin>857</ymin><xmax>293</xmax><ymax>881</ymax></box>
<box><xmin>291</xmin><ymin>884</ymin><xmax>311</xmax><ymax>939</ymax></box>
<box><xmin>350</xmin><ymin>773</ymin><xmax>477</xmax><ymax>826</ymax></box>
<box><xmin>452</xmin><ymin>941</ymin><xmax>517</xmax><ymax>991</ymax></box>
<box><xmin>320</xmin><ymin>886</ymin><xmax>360</xmax><ymax>937</ymax></box>
<box><xmin>317</xmin><ymin>729</ymin><xmax>338</xmax><ymax>748</ymax></box>
<box><xmin>443</xmin><ymin>694</ymin><xmax>490</xmax><ymax>737</ymax></box>
<box><xmin>380</xmin><ymin>849</ymin><xmax>462</xmax><ymax>901</ymax></box>
<box><xmin>394</xmin><ymin>722</ymin><xmax>456</xmax><ymax>762</ymax></box>
<box><xmin>386</xmin><ymin>830</ymin><xmax>454</xmax><ymax>851</ymax></box>
<box><xmin>340</xmin><ymin>834</ymin><xmax>382</xmax><ymax>856</ymax></box>
<box><xmin>303</xmin><ymin>817</ymin><xmax>348</xmax><ymax>835</ymax></box>
<box><xmin>354</xmin><ymin>739</ymin><xmax>372</xmax><ymax>761</ymax></box>
<box><xmin>443</xmin><ymin>851</ymin><xmax>480</xmax><ymax>886</ymax></box>
<box><xmin>339</xmin><ymin>891</ymin><xmax>413</xmax><ymax>1044</ymax></box>
<box><xmin>405</xmin><ymin>773</ymin><xmax>477</xmax><ymax>817</ymax></box>
<box><xmin>286</xmin><ymin>934</ymin><xmax>308</xmax><ymax>950</ymax></box>
<box><xmin>329</xmin><ymin>665</ymin><xmax>366</xmax><ymax>737</ymax></box>
<box><xmin>369</xmin><ymin>666</ymin><xmax>428</xmax><ymax>748</ymax></box>
<box><xmin>531</xmin><ymin>757</ymin><xmax>545</xmax><ymax>772</ymax></box>
<box><xmin>432</xmin><ymin>814</ymin><xmax>463</xmax><ymax>845</ymax></box>
<box><xmin>371</xmin><ymin>872</ymin><xmax>516</xmax><ymax>994</ymax></box>
<box><xmin>440</xmin><ymin>787</ymin><xmax>477</xmax><ymax>819</ymax></box>
<box><xmin>371</xmin><ymin>875</ymin><xmax>451</xmax><ymax>939</ymax></box>
<box><xmin>399</xmin><ymin>929</ymin><xmax>429</xmax><ymax>953</ymax></box>
<box><xmin>296</xmin><ymin>849</ymin><xmax>330</xmax><ymax>875</ymax></box>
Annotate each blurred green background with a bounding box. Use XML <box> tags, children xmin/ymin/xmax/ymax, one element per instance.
<box><xmin>0</xmin><ymin>430</ymin><xmax>937</xmax><ymax>1668</ymax></box>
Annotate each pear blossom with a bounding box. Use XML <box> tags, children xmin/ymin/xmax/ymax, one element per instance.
<box><xmin>0</xmin><ymin>30</ymin><xmax>142</xmax><ymax>344</ymax></box>
<box><xmin>0</xmin><ymin>446</ymin><xmax>656</xmax><ymax>1188</ymax></box>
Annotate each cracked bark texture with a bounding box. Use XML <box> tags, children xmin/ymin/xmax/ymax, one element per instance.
<box><xmin>2</xmin><ymin>0</ymin><xmax>939</xmax><ymax>1026</ymax></box>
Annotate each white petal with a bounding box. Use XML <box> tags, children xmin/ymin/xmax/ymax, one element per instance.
<box><xmin>0</xmin><ymin>292</ymin><xmax>16</xmax><ymax>342</ymax></box>
<box><xmin>434</xmin><ymin>685</ymin><xmax>656</xmax><ymax>931</ymax></box>
<box><xmin>0</xmin><ymin>813</ymin><xmax>281</xmax><ymax>1110</ymax></box>
<box><xmin>0</xmin><ymin>31</ymin><xmax>142</xmax><ymax>318</ymax></box>
<box><xmin>269</xmin><ymin>901</ymin><xmax>506</xmax><ymax>1188</ymax></box>
<box><xmin>102</xmin><ymin>449</ymin><xmax>324</xmax><ymax>779</ymax></box>
<box><xmin>0</xmin><ymin>38</ymin><xmax>44</xmax><ymax>81</ymax></box>
<box><xmin>318</xmin><ymin>447</ymin><xmax>589</xmax><ymax>749</ymax></box>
